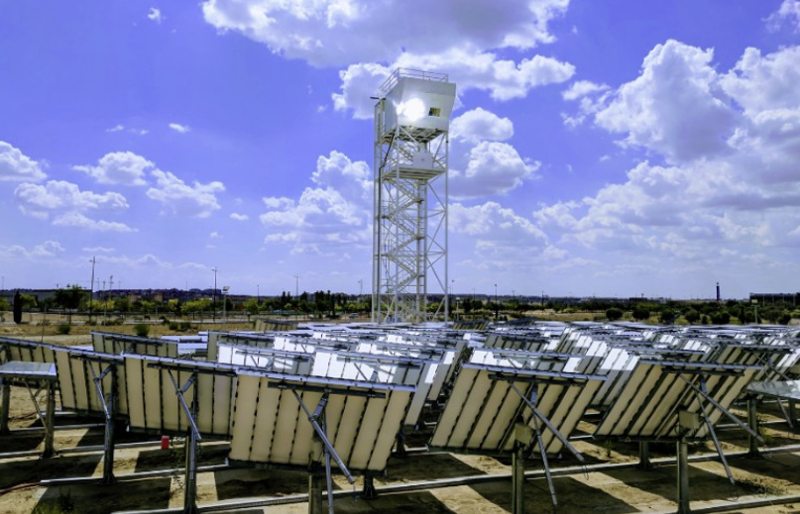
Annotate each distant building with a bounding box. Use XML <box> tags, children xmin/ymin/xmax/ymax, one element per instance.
<box><xmin>749</xmin><ymin>292</ymin><xmax>800</xmax><ymax>305</ymax></box>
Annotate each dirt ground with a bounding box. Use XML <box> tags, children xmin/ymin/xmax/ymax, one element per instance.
<box><xmin>2</xmin><ymin>328</ymin><xmax>800</xmax><ymax>513</ymax></box>
<box><xmin>0</xmin><ymin>318</ymin><xmax>257</xmax><ymax>343</ymax></box>
<box><xmin>2</xmin><ymin>385</ymin><xmax>800</xmax><ymax>514</ymax></box>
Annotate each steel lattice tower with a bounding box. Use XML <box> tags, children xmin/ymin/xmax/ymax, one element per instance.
<box><xmin>372</xmin><ymin>69</ymin><xmax>456</xmax><ymax>323</ymax></box>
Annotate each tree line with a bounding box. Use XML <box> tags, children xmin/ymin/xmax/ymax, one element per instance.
<box><xmin>2</xmin><ymin>286</ymin><xmax>797</xmax><ymax>325</ymax></box>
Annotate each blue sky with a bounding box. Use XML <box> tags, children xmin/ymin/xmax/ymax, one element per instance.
<box><xmin>2</xmin><ymin>0</ymin><xmax>800</xmax><ymax>299</ymax></box>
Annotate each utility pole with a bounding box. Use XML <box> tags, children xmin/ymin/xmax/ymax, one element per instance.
<box><xmin>494</xmin><ymin>283</ymin><xmax>498</xmax><ymax>321</ymax></box>
<box><xmin>107</xmin><ymin>275</ymin><xmax>113</xmax><ymax>324</ymax></box>
<box><xmin>89</xmin><ymin>256</ymin><xmax>97</xmax><ymax>323</ymax></box>
<box><xmin>212</xmin><ymin>267</ymin><xmax>218</xmax><ymax>322</ymax></box>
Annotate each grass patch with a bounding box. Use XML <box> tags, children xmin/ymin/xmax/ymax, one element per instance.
<box><xmin>133</xmin><ymin>323</ymin><xmax>150</xmax><ymax>337</ymax></box>
<box><xmin>32</xmin><ymin>489</ymin><xmax>75</xmax><ymax>513</ymax></box>
<box><xmin>736</xmin><ymin>477</ymin><xmax>787</xmax><ymax>497</ymax></box>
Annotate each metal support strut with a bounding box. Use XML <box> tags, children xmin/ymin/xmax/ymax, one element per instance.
<box><xmin>507</xmin><ymin>381</ymin><xmax>587</xmax><ymax>514</ymax></box>
<box><xmin>165</xmin><ymin>370</ymin><xmax>201</xmax><ymax>514</ymax></box>
<box><xmin>291</xmin><ymin>390</ymin><xmax>356</xmax><ymax>514</ymax></box>
<box><xmin>24</xmin><ymin>380</ymin><xmax>55</xmax><ymax>457</ymax></box>
<box><xmin>638</xmin><ymin>441</ymin><xmax>652</xmax><ymax>470</ymax></box>
<box><xmin>747</xmin><ymin>396</ymin><xmax>761</xmax><ymax>459</ymax></box>
<box><xmin>765</xmin><ymin>356</ymin><xmax>796</xmax><ymax>428</ymax></box>
<box><xmin>86</xmin><ymin>362</ymin><xmax>118</xmax><ymax>484</ymax></box>
<box><xmin>0</xmin><ymin>377</ymin><xmax>10</xmax><ymax>435</ymax></box>
<box><xmin>44</xmin><ymin>380</ymin><xmax>55</xmax><ymax>458</ymax></box>
<box><xmin>512</xmin><ymin>422</ymin><xmax>532</xmax><ymax>514</ymax></box>
<box><xmin>676</xmin><ymin>436</ymin><xmax>690</xmax><ymax>514</ymax></box>
<box><xmin>673</xmin><ymin>373</ymin><xmax>766</xmax><ymax>513</ymax></box>
<box><xmin>692</xmin><ymin>378</ymin><xmax>736</xmax><ymax>496</ymax></box>
<box><xmin>362</xmin><ymin>473</ymin><xmax>377</xmax><ymax>499</ymax></box>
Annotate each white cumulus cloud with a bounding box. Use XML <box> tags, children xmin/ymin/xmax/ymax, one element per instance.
<box><xmin>202</xmin><ymin>0</ymin><xmax>575</xmax><ymax>118</ymax></box>
<box><xmin>534</xmin><ymin>41</ymin><xmax>800</xmax><ymax>271</ymax></box>
<box><xmin>593</xmin><ymin>40</ymin><xmax>739</xmax><ymax>164</ymax></box>
<box><xmin>562</xmin><ymin>80</ymin><xmax>609</xmax><ymax>101</ymax></box>
<box><xmin>53</xmin><ymin>212</ymin><xmax>136</xmax><ymax>232</ymax></box>
<box><xmin>767</xmin><ymin>0</ymin><xmax>800</xmax><ymax>32</ymax></box>
<box><xmin>168</xmin><ymin>122</ymin><xmax>191</xmax><ymax>133</ymax></box>
<box><xmin>0</xmin><ymin>240</ymin><xmax>65</xmax><ymax>259</ymax></box>
<box><xmin>14</xmin><ymin>180</ymin><xmax>129</xmax><ymax>216</ymax></box>
<box><xmin>148</xmin><ymin>7</ymin><xmax>163</xmax><ymax>23</ymax></box>
<box><xmin>13</xmin><ymin>180</ymin><xmax>132</xmax><ymax>231</ymax></box>
<box><xmin>146</xmin><ymin>170</ymin><xmax>225</xmax><ymax>218</ymax></box>
<box><xmin>451</xmin><ymin>108</ymin><xmax>514</xmax><ymax>144</ymax></box>
<box><xmin>73</xmin><ymin>151</ymin><xmax>154</xmax><ymax>186</ymax></box>
<box><xmin>260</xmin><ymin>151</ymin><xmax>371</xmax><ymax>254</ymax></box>
<box><xmin>720</xmin><ymin>46</ymin><xmax>800</xmax><ymax>116</ymax></box>
<box><xmin>450</xmin><ymin>201</ymin><xmax>550</xmax><ymax>272</ymax></box>
<box><xmin>0</xmin><ymin>141</ymin><xmax>47</xmax><ymax>182</ymax></box>
<box><xmin>203</xmin><ymin>0</ymin><xmax>570</xmax><ymax>67</ymax></box>
<box><xmin>451</xmin><ymin>142</ymin><xmax>539</xmax><ymax>198</ymax></box>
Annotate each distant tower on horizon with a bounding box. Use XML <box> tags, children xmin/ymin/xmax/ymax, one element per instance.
<box><xmin>716</xmin><ymin>282</ymin><xmax>721</xmax><ymax>302</ymax></box>
<box><xmin>371</xmin><ymin>69</ymin><xmax>456</xmax><ymax>324</ymax></box>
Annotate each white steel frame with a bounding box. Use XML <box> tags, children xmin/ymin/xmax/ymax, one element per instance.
<box><xmin>372</xmin><ymin>69</ymin><xmax>452</xmax><ymax>324</ymax></box>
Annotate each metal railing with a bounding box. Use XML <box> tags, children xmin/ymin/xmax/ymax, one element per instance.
<box><xmin>379</xmin><ymin>68</ymin><xmax>449</xmax><ymax>94</ymax></box>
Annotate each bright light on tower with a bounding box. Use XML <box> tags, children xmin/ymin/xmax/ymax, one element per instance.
<box><xmin>396</xmin><ymin>98</ymin><xmax>426</xmax><ymax>121</ymax></box>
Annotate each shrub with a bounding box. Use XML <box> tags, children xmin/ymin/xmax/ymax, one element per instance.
<box><xmin>133</xmin><ymin>323</ymin><xmax>150</xmax><ymax>337</ymax></box>
<box><xmin>684</xmin><ymin>309</ymin><xmax>701</xmax><ymax>324</ymax></box>
<box><xmin>168</xmin><ymin>321</ymin><xmax>192</xmax><ymax>332</ymax></box>
<box><xmin>605</xmin><ymin>308</ymin><xmax>623</xmax><ymax>321</ymax></box>
<box><xmin>710</xmin><ymin>310</ymin><xmax>731</xmax><ymax>324</ymax></box>
<box><xmin>659</xmin><ymin>309</ymin><xmax>677</xmax><ymax>325</ymax></box>
<box><xmin>56</xmin><ymin>323</ymin><xmax>72</xmax><ymax>335</ymax></box>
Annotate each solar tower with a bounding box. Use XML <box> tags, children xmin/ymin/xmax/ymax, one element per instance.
<box><xmin>372</xmin><ymin>69</ymin><xmax>456</xmax><ymax>323</ymax></box>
